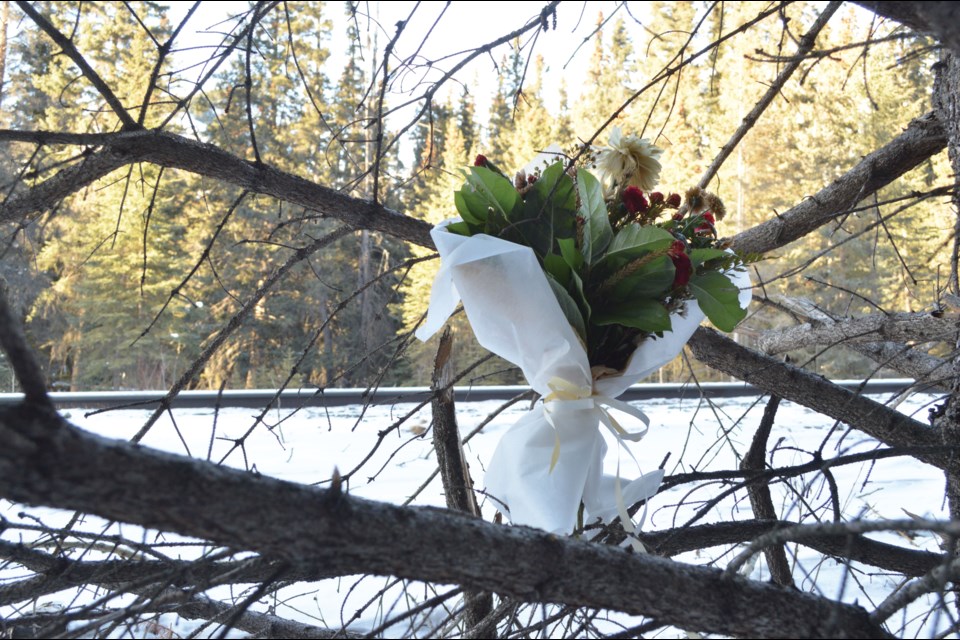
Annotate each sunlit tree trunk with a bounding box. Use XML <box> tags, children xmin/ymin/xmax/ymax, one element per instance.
<box><xmin>0</xmin><ymin>1</ymin><xmax>8</xmax><ymax>111</ymax></box>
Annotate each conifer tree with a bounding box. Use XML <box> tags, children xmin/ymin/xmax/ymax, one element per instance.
<box><xmin>9</xmin><ymin>2</ymin><xmax>200</xmax><ymax>389</ymax></box>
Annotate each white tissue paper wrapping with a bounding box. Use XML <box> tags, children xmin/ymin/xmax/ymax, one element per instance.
<box><xmin>416</xmin><ymin>220</ymin><xmax>752</xmax><ymax>534</ymax></box>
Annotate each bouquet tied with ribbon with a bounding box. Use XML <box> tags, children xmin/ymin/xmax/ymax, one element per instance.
<box><xmin>416</xmin><ymin>128</ymin><xmax>751</xmax><ymax>534</ymax></box>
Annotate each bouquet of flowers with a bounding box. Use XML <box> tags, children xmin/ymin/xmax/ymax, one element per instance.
<box><xmin>416</xmin><ymin>128</ymin><xmax>751</xmax><ymax>534</ymax></box>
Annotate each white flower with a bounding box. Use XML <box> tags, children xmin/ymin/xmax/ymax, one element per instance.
<box><xmin>594</xmin><ymin>127</ymin><xmax>663</xmax><ymax>192</ymax></box>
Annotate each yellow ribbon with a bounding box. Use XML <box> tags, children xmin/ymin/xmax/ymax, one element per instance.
<box><xmin>543</xmin><ymin>377</ymin><xmax>654</xmax><ymax>544</ymax></box>
<box><xmin>542</xmin><ymin>377</ymin><xmax>650</xmax><ymax>471</ymax></box>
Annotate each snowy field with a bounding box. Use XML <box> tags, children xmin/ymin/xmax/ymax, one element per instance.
<box><xmin>1</xmin><ymin>388</ymin><xmax>951</xmax><ymax>637</ymax></box>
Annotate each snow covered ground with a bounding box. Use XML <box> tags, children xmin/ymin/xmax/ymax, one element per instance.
<box><xmin>1</xmin><ymin>388</ymin><xmax>951</xmax><ymax>637</ymax></box>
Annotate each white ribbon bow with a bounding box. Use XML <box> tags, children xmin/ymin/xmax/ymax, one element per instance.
<box><xmin>542</xmin><ymin>377</ymin><xmax>650</xmax><ymax>471</ymax></box>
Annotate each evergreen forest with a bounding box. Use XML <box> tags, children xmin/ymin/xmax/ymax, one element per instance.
<box><xmin>0</xmin><ymin>1</ymin><xmax>951</xmax><ymax>391</ymax></box>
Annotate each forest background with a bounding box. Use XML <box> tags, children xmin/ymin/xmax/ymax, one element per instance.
<box><xmin>0</xmin><ymin>0</ymin><xmax>951</xmax><ymax>392</ymax></box>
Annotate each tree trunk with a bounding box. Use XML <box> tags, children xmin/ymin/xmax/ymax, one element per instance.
<box><xmin>0</xmin><ymin>1</ymin><xmax>8</xmax><ymax>111</ymax></box>
<box><xmin>932</xmin><ymin>50</ymin><xmax>960</xmax><ymax>533</ymax></box>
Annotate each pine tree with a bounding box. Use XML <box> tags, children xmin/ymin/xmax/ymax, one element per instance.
<box><xmin>486</xmin><ymin>42</ymin><xmax>523</xmax><ymax>165</ymax></box>
<box><xmin>191</xmin><ymin>1</ymin><xmax>349</xmax><ymax>388</ymax></box>
<box><xmin>9</xmin><ymin>2</ymin><xmax>205</xmax><ymax>389</ymax></box>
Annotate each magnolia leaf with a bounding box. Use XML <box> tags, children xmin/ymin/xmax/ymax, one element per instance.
<box><xmin>543</xmin><ymin>253</ymin><xmax>571</xmax><ymax>286</ymax></box>
<box><xmin>444</xmin><ymin>221</ymin><xmax>472</xmax><ymax>236</ymax></box>
<box><xmin>689</xmin><ymin>271</ymin><xmax>747</xmax><ymax>332</ymax></box>
<box><xmin>546</xmin><ymin>273</ymin><xmax>587</xmax><ymax>341</ymax></box>
<box><xmin>453</xmin><ymin>189</ymin><xmax>485</xmax><ymax>226</ymax></box>
<box><xmin>594</xmin><ymin>299</ymin><xmax>672</xmax><ymax>333</ymax></box>
<box><xmin>511</xmin><ymin>162</ymin><xmax>577</xmax><ymax>257</ymax></box>
<box><xmin>466</xmin><ymin>166</ymin><xmax>521</xmax><ymax>221</ymax></box>
<box><xmin>557</xmin><ymin>237</ymin><xmax>584</xmax><ymax>272</ymax></box>
<box><xmin>455</xmin><ymin>190</ymin><xmax>486</xmax><ymax>224</ymax></box>
<box><xmin>610</xmin><ymin>255</ymin><xmax>675</xmax><ymax>300</ymax></box>
<box><xmin>688</xmin><ymin>248</ymin><xmax>729</xmax><ymax>267</ymax></box>
<box><xmin>569</xmin><ymin>267</ymin><xmax>591</xmax><ymax>324</ymax></box>
<box><xmin>607</xmin><ymin>224</ymin><xmax>674</xmax><ymax>261</ymax></box>
<box><xmin>577</xmin><ymin>169</ymin><xmax>612</xmax><ymax>264</ymax></box>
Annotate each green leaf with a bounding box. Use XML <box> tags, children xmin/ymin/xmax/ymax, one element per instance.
<box><xmin>546</xmin><ymin>273</ymin><xmax>587</xmax><ymax>340</ymax></box>
<box><xmin>507</xmin><ymin>162</ymin><xmax>577</xmax><ymax>257</ymax></box>
<box><xmin>444</xmin><ymin>221</ymin><xmax>472</xmax><ymax>236</ymax></box>
<box><xmin>543</xmin><ymin>253</ymin><xmax>571</xmax><ymax>285</ymax></box>
<box><xmin>577</xmin><ymin>169</ymin><xmax>612</xmax><ymax>264</ymax></box>
<box><xmin>594</xmin><ymin>299</ymin><xmax>672</xmax><ymax>333</ymax></box>
<box><xmin>568</xmin><ymin>268</ymin><xmax>591</xmax><ymax>325</ymax></box>
<box><xmin>466</xmin><ymin>166</ymin><xmax>522</xmax><ymax>221</ymax></box>
<box><xmin>688</xmin><ymin>248</ymin><xmax>728</xmax><ymax>268</ymax></box>
<box><xmin>454</xmin><ymin>189</ymin><xmax>485</xmax><ymax>226</ymax></box>
<box><xmin>606</xmin><ymin>224</ymin><xmax>675</xmax><ymax>261</ymax></box>
<box><xmin>610</xmin><ymin>255</ymin><xmax>675</xmax><ymax>300</ymax></box>
<box><xmin>453</xmin><ymin>167</ymin><xmax>519</xmax><ymax>236</ymax></box>
<box><xmin>557</xmin><ymin>237</ymin><xmax>583</xmax><ymax>272</ymax></box>
<box><xmin>689</xmin><ymin>271</ymin><xmax>747</xmax><ymax>332</ymax></box>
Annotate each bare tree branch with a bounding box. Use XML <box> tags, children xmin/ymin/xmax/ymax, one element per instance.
<box><xmin>639</xmin><ymin>519</ymin><xmax>944</xmax><ymax>578</ymax></box>
<box><xmin>872</xmin><ymin>554</ymin><xmax>960</xmax><ymax>624</ymax></box>
<box><xmin>756</xmin><ymin>309</ymin><xmax>960</xmax><ymax>354</ymax></box>
<box><xmin>698</xmin><ymin>1</ymin><xmax>842</xmax><ymax>188</ymax></box>
<box><xmin>852</xmin><ymin>2</ymin><xmax>960</xmax><ymax>56</ymax></box>
<box><xmin>740</xmin><ymin>395</ymin><xmax>795</xmax><ymax>587</ymax></box>
<box><xmin>0</xmin><ymin>129</ymin><xmax>434</xmax><ymax>248</ymax></box>
<box><xmin>688</xmin><ymin>327</ymin><xmax>947</xmax><ymax>468</ymax></box>
<box><xmin>0</xmin><ymin>279</ymin><xmax>49</xmax><ymax>405</ymax></box>
<box><xmin>756</xmin><ymin>297</ymin><xmax>954</xmax><ymax>391</ymax></box>
<box><xmin>15</xmin><ymin>1</ymin><xmax>138</xmax><ymax>130</ymax></box>
<box><xmin>431</xmin><ymin>328</ymin><xmax>481</xmax><ymax>518</ymax></box>
<box><xmin>852</xmin><ymin>341</ymin><xmax>952</xmax><ymax>390</ymax></box>
<box><xmin>730</xmin><ymin>111</ymin><xmax>947</xmax><ymax>256</ymax></box>
<box><xmin>723</xmin><ymin>517</ymin><xmax>959</xmax><ymax>576</ymax></box>
<box><xmin>430</xmin><ymin>327</ymin><xmax>492</xmax><ymax>631</ymax></box>
<box><xmin>0</xmin><ymin>407</ymin><xmax>889</xmax><ymax>639</ymax></box>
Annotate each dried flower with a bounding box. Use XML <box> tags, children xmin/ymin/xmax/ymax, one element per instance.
<box><xmin>668</xmin><ymin>240</ymin><xmax>692</xmax><ymax>288</ymax></box>
<box><xmin>703</xmin><ymin>193</ymin><xmax>726</xmax><ymax>221</ymax></box>
<box><xmin>622</xmin><ymin>186</ymin><xmax>648</xmax><ymax>214</ymax></box>
<box><xmin>595</xmin><ymin>127</ymin><xmax>663</xmax><ymax>191</ymax></box>
<box><xmin>514</xmin><ymin>171</ymin><xmax>528</xmax><ymax>190</ymax></box>
<box><xmin>695</xmin><ymin>212</ymin><xmax>716</xmax><ymax>235</ymax></box>
<box><xmin>681</xmin><ymin>187</ymin><xmax>705</xmax><ymax>217</ymax></box>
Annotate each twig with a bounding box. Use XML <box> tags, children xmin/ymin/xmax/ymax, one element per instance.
<box><xmin>698</xmin><ymin>1</ymin><xmax>842</xmax><ymax>188</ymax></box>
<box><xmin>688</xmin><ymin>327</ymin><xmax>947</xmax><ymax>470</ymax></box>
<box><xmin>872</xmin><ymin>555</ymin><xmax>960</xmax><ymax>623</ymax></box>
<box><xmin>740</xmin><ymin>394</ymin><xmax>794</xmax><ymax>586</ymax></box>
<box><xmin>130</xmin><ymin>225</ymin><xmax>353</xmax><ymax>444</ymax></box>
<box><xmin>725</xmin><ymin>518</ymin><xmax>960</xmax><ymax>577</ymax></box>
<box><xmin>16</xmin><ymin>1</ymin><xmax>138</xmax><ymax>130</ymax></box>
<box><xmin>731</xmin><ymin>111</ymin><xmax>946</xmax><ymax>255</ymax></box>
<box><xmin>0</xmin><ymin>279</ymin><xmax>50</xmax><ymax>406</ymax></box>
